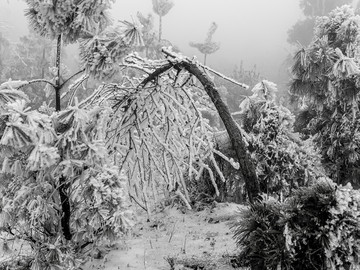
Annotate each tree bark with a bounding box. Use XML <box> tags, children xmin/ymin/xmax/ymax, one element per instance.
<box><xmin>162</xmin><ymin>49</ymin><xmax>261</xmax><ymax>203</ymax></box>
<box><xmin>55</xmin><ymin>34</ymin><xmax>72</xmax><ymax>240</ymax></box>
<box><xmin>55</xmin><ymin>34</ymin><xmax>62</xmax><ymax>112</ymax></box>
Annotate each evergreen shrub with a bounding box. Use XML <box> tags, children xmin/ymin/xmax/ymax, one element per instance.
<box><xmin>232</xmin><ymin>179</ymin><xmax>360</xmax><ymax>270</ymax></box>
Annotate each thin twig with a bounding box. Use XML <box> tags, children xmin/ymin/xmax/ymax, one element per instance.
<box><xmin>59</xmin><ymin>68</ymin><xmax>85</xmax><ymax>89</ymax></box>
<box><xmin>16</xmin><ymin>79</ymin><xmax>56</xmax><ymax>90</ymax></box>
<box><xmin>168</xmin><ymin>221</ymin><xmax>178</xmax><ymax>243</ymax></box>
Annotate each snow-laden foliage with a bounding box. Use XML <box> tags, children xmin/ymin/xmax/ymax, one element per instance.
<box><xmin>25</xmin><ymin>0</ymin><xmax>114</xmax><ymax>43</ymax></box>
<box><xmin>232</xmin><ymin>178</ymin><xmax>360</xmax><ymax>270</ymax></box>
<box><xmin>291</xmin><ymin>5</ymin><xmax>360</xmax><ymax>187</ymax></box>
<box><xmin>0</xmin><ymin>80</ymin><xmax>30</xmax><ymax>105</ymax></box>
<box><xmin>80</xmin><ymin>52</ymin><xmax>236</xmax><ymax>210</ymax></box>
<box><xmin>237</xmin><ymin>80</ymin><xmax>323</xmax><ymax>198</ymax></box>
<box><xmin>79</xmin><ymin>21</ymin><xmax>143</xmax><ymax>78</ymax></box>
<box><xmin>0</xmin><ymin>95</ymin><xmax>131</xmax><ymax>269</ymax></box>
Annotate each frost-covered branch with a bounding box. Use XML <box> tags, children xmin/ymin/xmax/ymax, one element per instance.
<box><xmin>16</xmin><ymin>79</ymin><xmax>56</xmax><ymax>90</ymax></box>
<box><xmin>59</xmin><ymin>68</ymin><xmax>85</xmax><ymax>89</ymax></box>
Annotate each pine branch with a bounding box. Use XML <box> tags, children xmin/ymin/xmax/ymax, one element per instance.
<box><xmin>16</xmin><ymin>79</ymin><xmax>56</xmax><ymax>90</ymax></box>
<box><xmin>59</xmin><ymin>69</ymin><xmax>85</xmax><ymax>89</ymax></box>
<box><xmin>140</xmin><ymin>62</ymin><xmax>173</xmax><ymax>87</ymax></box>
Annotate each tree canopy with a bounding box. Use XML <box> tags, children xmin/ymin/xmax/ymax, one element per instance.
<box><xmin>291</xmin><ymin>5</ymin><xmax>360</xmax><ymax>187</ymax></box>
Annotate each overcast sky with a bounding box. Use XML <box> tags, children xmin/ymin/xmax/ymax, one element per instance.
<box><xmin>0</xmin><ymin>0</ymin><xmax>303</xmax><ymax>81</ymax></box>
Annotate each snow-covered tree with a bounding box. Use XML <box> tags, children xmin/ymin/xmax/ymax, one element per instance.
<box><xmin>290</xmin><ymin>5</ymin><xmax>360</xmax><ymax>187</ymax></box>
<box><xmin>152</xmin><ymin>0</ymin><xmax>174</xmax><ymax>42</ymax></box>
<box><xmin>190</xmin><ymin>22</ymin><xmax>220</xmax><ymax>65</ymax></box>
<box><xmin>0</xmin><ymin>88</ymin><xmax>131</xmax><ymax>269</ymax></box>
<box><xmin>84</xmin><ymin>48</ymin><xmax>260</xmax><ymax>206</ymax></box>
<box><xmin>0</xmin><ymin>1</ymin><xmax>142</xmax><ymax>269</ymax></box>
<box><xmin>237</xmin><ymin>80</ymin><xmax>323</xmax><ymax>198</ymax></box>
<box><xmin>24</xmin><ymin>0</ymin><xmax>142</xmax><ymax>110</ymax></box>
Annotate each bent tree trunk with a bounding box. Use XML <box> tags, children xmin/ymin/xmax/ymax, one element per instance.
<box><xmin>162</xmin><ymin>49</ymin><xmax>260</xmax><ymax>203</ymax></box>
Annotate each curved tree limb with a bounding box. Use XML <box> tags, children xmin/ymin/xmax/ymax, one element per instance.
<box><xmin>161</xmin><ymin>48</ymin><xmax>260</xmax><ymax>203</ymax></box>
<box><xmin>16</xmin><ymin>79</ymin><xmax>56</xmax><ymax>90</ymax></box>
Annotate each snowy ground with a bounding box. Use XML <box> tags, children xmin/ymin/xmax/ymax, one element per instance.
<box><xmin>84</xmin><ymin>202</ymin><xmax>248</xmax><ymax>270</ymax></box>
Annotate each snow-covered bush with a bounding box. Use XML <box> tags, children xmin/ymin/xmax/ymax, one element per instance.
<box><xmin>291</xmin><ymin>5</ymin><xmax>360</xmax><ymax>187</ymax></box>
<box><xmin>232</xmin><ymin>179</ymin><xmax>360</xmax><ymax>270</ymax></box>
<box><xmin>0</xmin><ymin>89</ymin><xmax>132</xmax><ymax>269</ymax></box>
<box><xmin>237</xmin><ymin>80</ymin><xmax>323</xmax><ymax>198</ymax></box>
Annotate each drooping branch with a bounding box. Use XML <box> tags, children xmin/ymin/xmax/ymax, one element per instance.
<box><xmin>162</xmin><ymin>48</ymin><xmax>260</xmax><ymax>202</ymax></box>
<box><xmin>82</xmin><ymin>60</ymin><xmax>232</xmax><ymax>211</ymax></box>
<box><xmin>140</xmin><ymin>62</ymin><xmax>173</xmax><ymax>87</ymax></box>
<box><xmin>84</xmin><ymin>48</ymin><xmax>260</xmax><ymax>208</ymax></box>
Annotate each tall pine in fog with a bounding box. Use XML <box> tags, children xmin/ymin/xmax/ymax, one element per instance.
<box><xmin>152</xmin><ymin>0</ymin><xmax>174</xmax><ymax>42</ymax></box>
<box><xmin>190</xmin><ymin>22</ymin><xmax>220</xmax><ymax>65</ymax></box>
<box><xmin>25</xmin><ymin>0</ymin><xmax>113</xmax><ymax>111</ymax></box>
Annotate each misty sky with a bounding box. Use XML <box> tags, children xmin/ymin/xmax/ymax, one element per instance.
<box><xmin>0</xmin><ymin>0</ymin><xmax>304</xmax><ymax>81</ymax></box>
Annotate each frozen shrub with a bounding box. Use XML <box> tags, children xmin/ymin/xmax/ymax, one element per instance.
<box><xmin>232</xmin><ymin>178</ymin><xmax>360</xmax><ymax>270</ymax></box>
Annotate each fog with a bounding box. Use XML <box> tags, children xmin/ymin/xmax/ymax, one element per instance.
<box><xmin>111</xmin><ymin>0</ymin><xmax>302</xmax><ymax>80</ymax></box>
<box><xmin>0</xmin><ymin>0</ymin><xmax>303</xmax><ymax>81</ymax></box>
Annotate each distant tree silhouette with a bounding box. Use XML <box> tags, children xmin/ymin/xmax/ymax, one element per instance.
<box><xmin>152</xmin><ymin>0</ymin><xmax>174</xmax><ymax>42</ymax></box>
<box><xmin>288</xmin><ymin>0</ymin><xmax>351</xmax><ymax>46</ymax></box>
<box><xmin>189</xmin><ymin>22</ymin><xmax>220</xmax><ymax>65</ymax></box>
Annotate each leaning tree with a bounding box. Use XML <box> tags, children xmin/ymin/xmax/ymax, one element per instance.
<box><xmin>79</xmin><ymin>48</ymin><xmax>261</xmax><ymax>209</ymax></box>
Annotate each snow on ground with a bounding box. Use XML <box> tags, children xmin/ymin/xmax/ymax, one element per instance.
<box><xmin>84</xmin><ymin>202</ymin><xmax>248</xmax><ymax>270</ymax></box>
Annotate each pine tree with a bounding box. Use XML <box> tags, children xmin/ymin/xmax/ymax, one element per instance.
<box><xmin>152</xmin><ymin>0</ymin><xmax>174</xmax><ymax>42</ymax></box>
<box><xmin>0</xmin><ymin>1</ymin><xmax>141</xmax><ymax>268</ymax></box>
<box><xmin>290</xmin><ymin>5</ymin><xmax>360</xmax><ymax>187</ymax></box>
<box><xmin>189</xmin><ymin>22</ymin><xmax>220</xmax><ymax>65</ymax></box>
